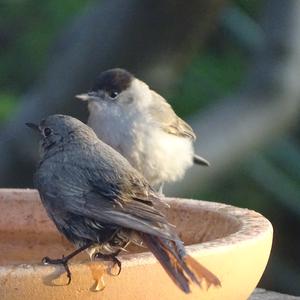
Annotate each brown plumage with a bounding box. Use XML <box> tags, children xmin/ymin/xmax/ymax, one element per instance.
<box><xmin>142</xmin><ymin>234</ymin><xmax>221</xmax><ymax>293</ymax></box>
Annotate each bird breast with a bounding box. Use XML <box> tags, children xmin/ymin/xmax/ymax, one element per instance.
<box><xmin>88</xmin><ymin>101</ymin><xmax>194</xmax><ymax>185</ymax></box>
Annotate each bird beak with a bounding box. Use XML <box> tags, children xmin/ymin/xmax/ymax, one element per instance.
<box><xmin>76</xmin><ymin>92</ymin><xmax>100</xmax><ymax>102</ymax></box>
<box><xmin>75</xmin><ymin>93</ymin><xmax>91</xmax><ymax>101</ymax></box>
<box><xmin>193</xmin><ymin>154</ymin><xmax>210</xmax><ymax>167</ymax></box>
<box><xmin>25</xmin><ymin>122</ymin><xmax>40</xmax><ymax>132</ymax></box>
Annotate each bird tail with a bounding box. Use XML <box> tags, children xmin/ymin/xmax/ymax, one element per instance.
<box><xmin>142</xmin><ymin>234</ymin><xmax>220</xmax><ymax>293</ymax></box>
<box><xmin>193</xmin><ymin>154</ymin><xmax>210</xmax><ymax>166</ymax></box>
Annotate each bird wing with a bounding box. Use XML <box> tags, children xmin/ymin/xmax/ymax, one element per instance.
<box><xmin>149</xmin><ymin>90</ymin><xmax>196</xmax><ymax>140</ymax></box>
<box><xmin>35</xmin><ymin>143</ymin><xmax>178</xmax><ymax>241</ymax></box>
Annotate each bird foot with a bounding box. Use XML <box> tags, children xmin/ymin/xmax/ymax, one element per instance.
<box><xmin>42</xmin><ymin>255</ymin><xmax>72</xmax><ymax>285</ymax></box>
<box><xmin>41</xmin><ymin>242</ymin><xmax>93</xmax><ymax>285</ymax></box>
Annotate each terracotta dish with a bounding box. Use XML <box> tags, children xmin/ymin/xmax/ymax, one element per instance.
<box><xmin>0</xmin><ymin>189</ymin><xmax>272</xmax><ymax>300</ymax></box>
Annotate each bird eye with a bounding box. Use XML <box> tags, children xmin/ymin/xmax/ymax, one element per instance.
<box><xmin>109</xmin><ymin>91</ymin><xmax>119</xmax><ymax>99</ymax></box>
<box><xmin>43</xmin><ymin>127</ymin><xmax>52</xmax><ymax>137</ymax></box>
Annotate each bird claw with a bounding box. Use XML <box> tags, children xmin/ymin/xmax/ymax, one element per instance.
<box><xmin>42</xmin><ymin>256</ymin><xmax>51</xmax><ymax>265</ymax></box>
<box><xmin>94</xmin><ymin>253</ymin><xmax>122</xmax><ymax>276</ymax></box>
<box><xmin>109</xmin><ymin>257</ymin><xmax>121</xmax><ymax>276</ymax></box>
<box><xmin>41</xmin><ymin>255</ymin><xmax>72</xmax><ymax>285</ymax></box>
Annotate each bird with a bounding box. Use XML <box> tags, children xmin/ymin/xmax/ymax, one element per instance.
<box><xmin>76</xmin><ymin>68</ymin><xmax>209</xmax><ymax>192</ymax></box>
<box><xmin>26</xmin><ymin>114</ymin><xmax>220</xmax><ymax>293</ymax></box>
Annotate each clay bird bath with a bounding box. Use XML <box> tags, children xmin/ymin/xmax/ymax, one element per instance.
<box><xmin>0</xmin><ymin>189</ymin><xmax>272</xmax><ymax>300</ymax></box>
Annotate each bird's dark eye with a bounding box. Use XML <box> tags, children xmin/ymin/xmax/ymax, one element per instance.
<box><xmin>43</xmin><ymin>127</ymin><xmax>52</xmax><ymax>137</ymax></box>
<box><xmin>109</xmin><ymin>91</ymin><xmax>119</xmax><ymax>99</ymax></box>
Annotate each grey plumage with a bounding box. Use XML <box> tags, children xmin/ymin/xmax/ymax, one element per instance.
<box><xmin>28</xmin><ymin>114</ymin><xmax>220</xmax><ymax>293</ymax></box>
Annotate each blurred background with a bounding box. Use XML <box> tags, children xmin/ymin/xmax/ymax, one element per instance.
<box><xmin>1</xmin><ymin>0</ymin><xmax>300</xmax><ymax>295</ymax></box>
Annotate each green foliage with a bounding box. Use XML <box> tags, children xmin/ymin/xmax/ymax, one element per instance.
<box><xmin>170</xmin><ymin>49</ymin><xmax>246</xmax><ymax>117</ymax></box>
<box><xmin>0</xmin><ymin>93</ymin><xmax>18</xmax><ymax>122</ymax></box>
<box><xmin>234</xmin><ymin>0</ymin><xmax>263</xmax><ymax>19</ymax></box>
<box><xmin>0</xmin><ymin>0</ymin><xmax>88</xmax><ymax>92</ymax></box>
<box><xmin>0</xmin><ymin>0</ymin><xmax>89</xmax><ymax>122</ymax></box>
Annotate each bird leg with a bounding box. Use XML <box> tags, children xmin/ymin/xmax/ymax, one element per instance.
<box><xmin>94</xmin><ymin>251</ymin><xmax>122</xmax><ymax>276</ymax></box>
<box><xmin>42</xmin><ymin>241</ymin><xmax>94</xmax><ymax>285</ymax></box>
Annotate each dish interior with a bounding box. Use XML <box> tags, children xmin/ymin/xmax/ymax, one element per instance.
<box><xmin>0</xmin><ymin>194</ymin><xmax>241</xmax><ymax>265</ymax></box>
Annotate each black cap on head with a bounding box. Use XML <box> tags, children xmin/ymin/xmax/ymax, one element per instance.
<box><xmin>92</xmin><ymin>68</ymin><xmax>134</xmax><ymax>94</ymax></box>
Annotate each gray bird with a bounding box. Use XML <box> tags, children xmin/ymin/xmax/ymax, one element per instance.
<box><xmin>76</xmin><ymin>68</ymin><xmax>209</xmax><ymax>192</ymax></box>
<box><xmin>26</xmin><ymin>114</ymin><xmax>220</xmax><ymax>293</ymax></box>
